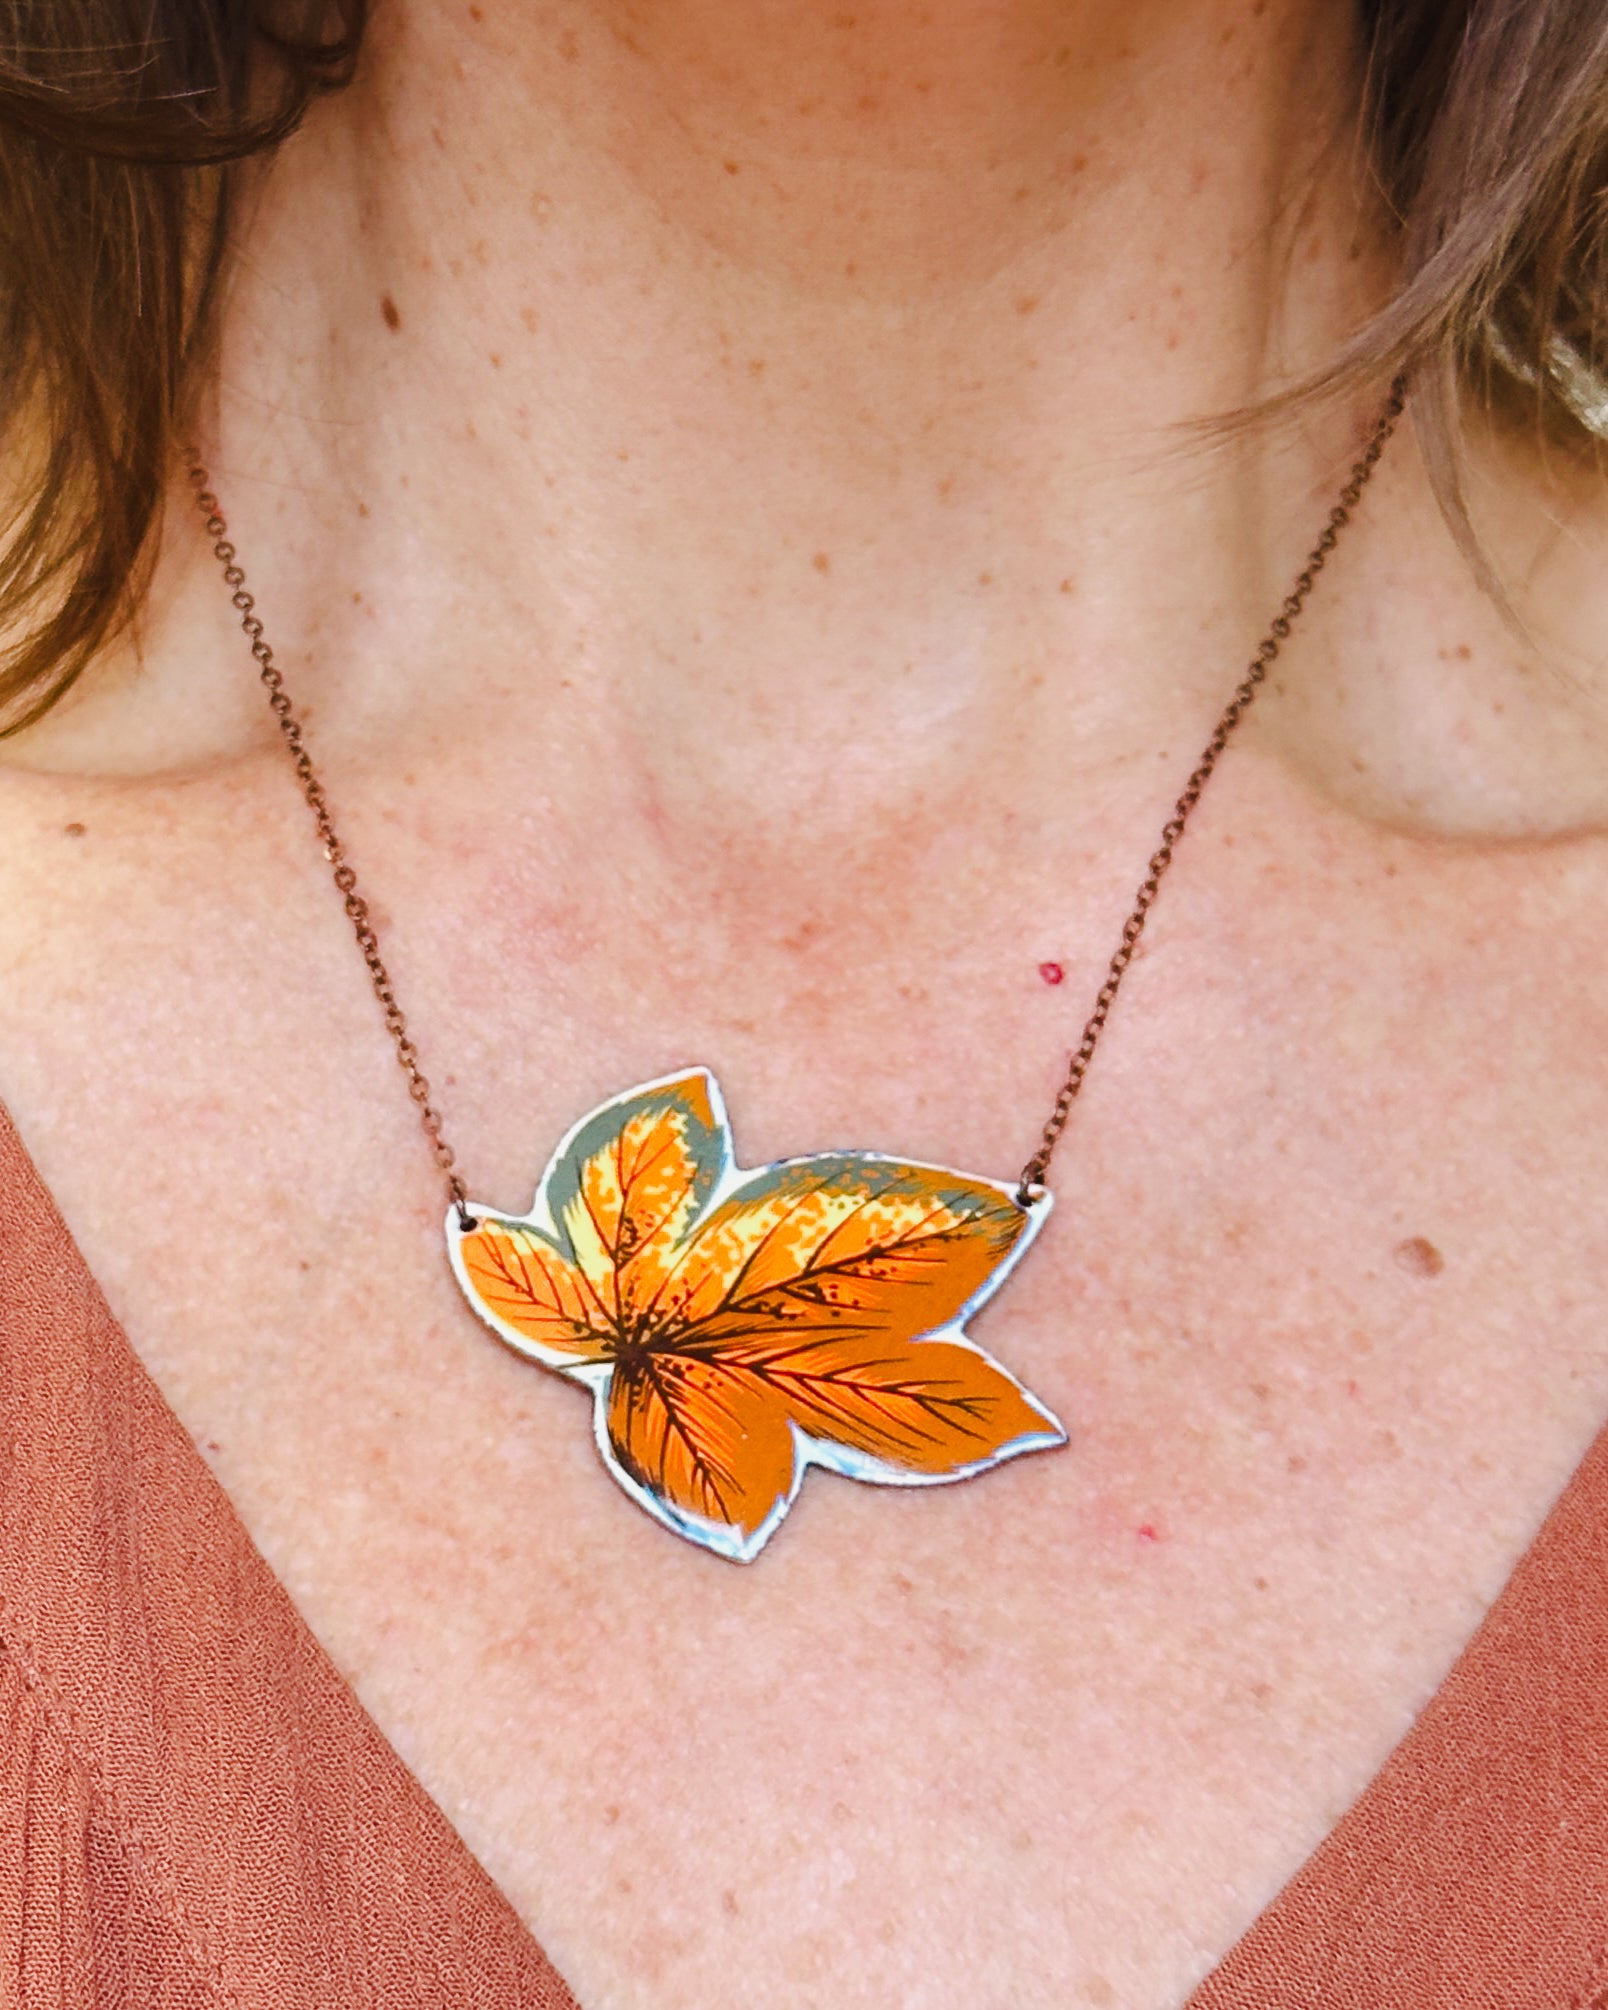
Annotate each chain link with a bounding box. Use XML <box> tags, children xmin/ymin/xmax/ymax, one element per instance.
<box><xmin>187</xmin><ymin>379</ymin><xmax>1404</xmax><ymax>1228</ymax></box>
<box><xmin>184</xmin><ymin>462</ymin><xmax>476</xmax><ymax>1231</ymax></box>
<box><xmin>1013</xmin><ymin>375</ymin><xmax>1407</xmax><ymax>1204</ymax></box>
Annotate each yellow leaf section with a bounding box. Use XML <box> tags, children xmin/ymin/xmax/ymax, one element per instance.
<box><xmin>667</xmin><ymin>1160</ymin><xmax>1027</xmax><ymax>1343</ymax></box>
<box><xmin>606</xmin><ymin>1353</ymin><xmax>797</xmax><ymax>1542</ymax></box>
<box><xmin>457</xmin><ymin>1219</ymin><xmax>613</xmax><ymax>1364</ymax></box>
<box><xmin>554</xmin><ymin>1075</ymin><xmax>720</xmax><ymax>1323</ymax></box>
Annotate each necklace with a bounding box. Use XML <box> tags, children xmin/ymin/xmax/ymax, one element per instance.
<box><xmin>186</xmin><ymin>382</ymin><xmax>1403</xmax><ymax>1563</ymax></box>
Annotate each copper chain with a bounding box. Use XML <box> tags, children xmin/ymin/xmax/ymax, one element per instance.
<box><xmin>185</xmin><ymin>466</ymin><xmax>475</xmax><ymax>1230</ymax></box>
<box><xmin>1013</xmin><ymin>375</ymin><xmax>1406</xmax><ymax>1203</ymax></box>
<box><xmin>185</xmin><ymin>376</ymin><xmax>1404</xmax><ymax>1228</ymax></box>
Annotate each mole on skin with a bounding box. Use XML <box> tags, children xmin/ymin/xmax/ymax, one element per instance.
<box><xmin>1394</xmin><ymin>1236</ymin><xmax>1446</xmax><ymax>1278</ymax></box>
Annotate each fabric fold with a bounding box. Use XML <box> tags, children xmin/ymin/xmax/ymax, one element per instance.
<box><xmin>0</xmin><ymin>1105</ymin><xmax>578</xmax><ymax>2010</ymax></box>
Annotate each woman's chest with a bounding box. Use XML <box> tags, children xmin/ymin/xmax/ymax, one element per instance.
<box><xmin>1</xmin><ymin>769</ymin><xmax>1606</xmax><ymax>2007</ymax></box>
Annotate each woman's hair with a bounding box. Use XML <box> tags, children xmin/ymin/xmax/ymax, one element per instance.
<box><xmin>0</xmin><ymin>1</ymin><xmax>363</xmax><ymax>737</ymax></box>
<box><xmin>0</xmin><ymin>0</ymin><xmax>1603</xmax><ymax>734</ymax></box>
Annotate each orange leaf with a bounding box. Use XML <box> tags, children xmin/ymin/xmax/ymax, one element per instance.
<box><xmin>448</xmin><ymin>1072</ymin><xmax>1065</xmax><ymax>1561</ymax></box>
<box><xmin>455</xmin><ymin>1219</ymin><xmax>612</xmax><ymax>1366</ymax></box>
<box><xmin>686</xmin><ymin>1328</ymin><xmax>1059</xmax><ymax>1483</ymax></box>
<box><xmin>605</xmin><ymin>1353</ymin><xmax>797</xmax><ymax>1551</ymax></box>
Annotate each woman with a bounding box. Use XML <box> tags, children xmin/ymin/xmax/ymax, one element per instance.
<box><xmin>1</xmin><ymin>2</ymin><xmax>1605</xmax><ymax>2004</ymax></box>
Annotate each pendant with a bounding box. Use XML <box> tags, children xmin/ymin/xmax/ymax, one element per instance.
<box><xmin>446</xmin><ymin>1071</ymin><xmax>1065</xmax><ymax>1562</ymax></box>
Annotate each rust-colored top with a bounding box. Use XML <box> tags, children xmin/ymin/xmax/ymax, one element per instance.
<box><xmin>2</xmin><ymin>1100</ymin><xmax>1605</xmax><ymax>2009</ymax></box>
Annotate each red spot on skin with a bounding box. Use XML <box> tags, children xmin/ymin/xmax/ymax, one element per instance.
<box><xmin>1038</xmin><ymin>961</ymin><xmax>1065</xmax><ymax>985</ymax></box>
<box><xmin>1136</xmin><ymin>1524</ymin><xmax>1161</xmax><ymax>1543</ymax></box>
<box><xmin>1345</xmin><ymin>1378</ymin><xmax>1361</xmax><ymax>1398</ymax></box>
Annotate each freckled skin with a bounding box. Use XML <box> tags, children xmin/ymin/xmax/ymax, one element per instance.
<box><xmin>2</xmin><ymin>4</ymin><xmax>1608</xmax><ymax>2010</ymax></box>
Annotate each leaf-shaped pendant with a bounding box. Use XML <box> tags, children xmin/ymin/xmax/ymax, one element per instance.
<box><xmin>446</xmin><ymin>1071</ymin><xmax>1066</xmax><ymax>1561</ymax></box>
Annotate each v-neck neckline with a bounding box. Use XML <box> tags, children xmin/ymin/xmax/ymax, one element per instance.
<box><xmin>3</xmin><ymin>1093</ymin><xmax>1606</xmax><ymax>2009</ymax></box>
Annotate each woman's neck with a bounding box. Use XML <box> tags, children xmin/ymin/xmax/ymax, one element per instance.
<box><xmin>14</xmin><ymin>1</ymin><xmax>1398</xmax><ymax>806</ymax></box>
